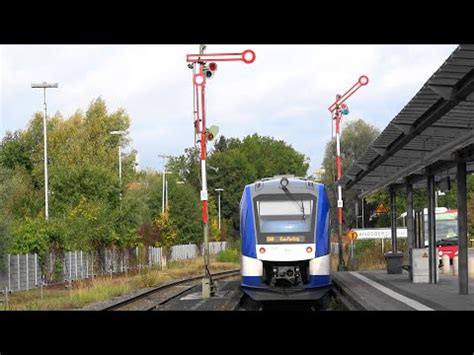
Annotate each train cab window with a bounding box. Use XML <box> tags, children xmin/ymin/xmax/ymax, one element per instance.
<box><xmin>253</xmin><ymin>192</ymin><xmax>317</xmax><ymax>244</ymax></box>
<box><xmin>257</xmin><ymin>199</ymin><xmax>314</xmax><ymax>234</ymax></box>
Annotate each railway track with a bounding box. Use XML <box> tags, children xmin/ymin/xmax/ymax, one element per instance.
<box><xmin>104</xmin><ymin>269</ymin><xmax>240</xmax><ymax>311</ymax></box>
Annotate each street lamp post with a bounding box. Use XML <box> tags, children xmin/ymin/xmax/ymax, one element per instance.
<box><xmin>31</xmin><ymin>82</ymin><xmax>58</xmax><ymax>220</ymax></box>
<box><xmin>215</xmin><ymin>188</ymin><xmax>224</xmax><ymax>231</ymax></box>
<box><xmin>158</xmin><ymin>155</ymin><xmax>171</xmax><ymax>213</ymax></box>
<box><xmin>166</xmin><ymin>177</ymin><xmax>168</xmax><ymax>211</ymax></box>
<box><xmin>165</xmin><ymin>171</ymin><xmax>172</xmax><ymax>210</ymax></box>
<box><xmin>110</xmin><ymin>130</ymin><xmax>128</xmax><ymax>201</ymax></box>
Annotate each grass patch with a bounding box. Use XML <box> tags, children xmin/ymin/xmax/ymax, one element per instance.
<box><xmin>2</xmin><ymin>254</ymin><xmax>239</xmax><ymax>310</ymax></box>
<box><xmin>70</xmin><ymin>278</ymin><xmax>132</xmax><ymax>308</ymax></box>
<box><xmin>216</xmin><ymin>249</ymin><xmax>240</xmax><ymax>263</ymax></box>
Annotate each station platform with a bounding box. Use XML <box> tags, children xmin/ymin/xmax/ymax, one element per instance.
<box><xmin>332</xmin><ymin>270</ymin><xmax>474</xmax><ymax>310</ymax></box>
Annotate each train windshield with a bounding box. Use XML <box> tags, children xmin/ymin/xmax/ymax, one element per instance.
<box><xmin>257</xmin><ymin>200</ymin><xmax>313</xmax><ymax>233</ymax></box>
<box><xmin>253</xmin><ymin>193</ymin><xmax>317</xmax><ymax>244</ymax></box>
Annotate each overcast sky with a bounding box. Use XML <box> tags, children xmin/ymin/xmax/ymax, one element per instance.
<box><xmin>0</xmin><ymin>45</ymin><xmax>457</xmax><ymax>174</ymax></box>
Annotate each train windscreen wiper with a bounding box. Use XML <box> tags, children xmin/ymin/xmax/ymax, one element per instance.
<box><xmin>282</xmin><ymin>186</ymin><xmax>305</xmax><ymax>220</ymax></box>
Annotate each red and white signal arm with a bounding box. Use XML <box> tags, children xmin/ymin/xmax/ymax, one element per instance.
<box><xmin>187</xmin><ymin>49</ymin><xmax>256</xmax><ymax>65</ymax></box>
<box><xmin>241</xmin><ymin>50</ymin><xmax>256</xmax><ymax>64</ymax></box>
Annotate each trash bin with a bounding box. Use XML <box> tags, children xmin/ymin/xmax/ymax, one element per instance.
<box><xmin>384</xmin><ymin>251</ymin><xmax>404</xmax><ymax>274</ymax></box>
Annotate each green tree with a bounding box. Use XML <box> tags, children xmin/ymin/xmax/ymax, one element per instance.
<box><xmin>0</xmin><ymin>97</ymin><xmax>138</xmax><ymax>259</ymax></box>
<box><xmin>1</xmin><ymin>167</ymin><xmax>43</xmax><ymax>219</ymax></box>
<box><xmin>212</xmin><ymin>134</ymin><xmax>309</xmax><ymax>232</ymax></box>
<box><xmin>9</xmin><ymin>217</ymin><xmax>50</xmax><ymax>257</ymax></box>
<box><xmin>207</xmin><ymin>148</ymin><xmax>257</xmax><ymax>231</ymax></box>
<box><xmin>167</xmin><ymin>147</ymin><xmax>201</xmax><ymax>192</ymax></box>
<box><xmin>167</xmin><ymin>177</ymin><xmax>202</xmax><ymax>245</ymax></box>
<box><xmin>8</xmin><ymin>216</ymin><xmax>66</xmax><ymax>280</ymax></box>
<box><xmin>0</xmin><ymin>130</ymin><xmax>35</xmax><ymax>173</ymax></box>
<box><xmin>154</xmin><ymin>210</ymin><xmax>177</xmax><ymax>260</ymax></box>
<box><xmin>115</xmin><ymin>182</ymin><xmax>155</xmax><ymax>249</ymax></box>
<box><xmin>0</xmin><ymin>166</ymin><xmax>15</xmax><ymax>271</ymax></box>
<box><xmin>321</xmin><ymin>119</ymin><xmax>380</xmax><ymax>231</ymax></box>
<box><xmin>49</xmin><ymin>164</ymin><xmax>120</xmax><ymax>215</ymax></box>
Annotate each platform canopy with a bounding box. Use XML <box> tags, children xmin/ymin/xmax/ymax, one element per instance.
<box><xmin>340</xmin><ymin>45</ymin><xmax>474</xmax><ymax>197</ymax></box>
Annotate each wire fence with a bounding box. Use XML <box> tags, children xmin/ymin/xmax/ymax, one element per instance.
<box><xmin>0</xmin><ymin>241</ymin><xmax>227</xmax><ymax>293</ymax></box>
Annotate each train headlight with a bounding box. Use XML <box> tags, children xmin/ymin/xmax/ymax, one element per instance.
<box><xmin>306</xmin><ymin>246</ymin><xmax>313</xmax><ymax>253</ymax></box>
<box><xmin>259</xmin><ymin>247</ymin><xmax>266</xmax><ymax>254</ymax></box>
<box><xmin>280</xmin><ymin>177</ymin><xmax>289</xmax><ymax>188</ymax></box>
<box><xmin>438</xmin><ymin>251</ymin><xmax>443</xmax><ymax>256</ymax></box>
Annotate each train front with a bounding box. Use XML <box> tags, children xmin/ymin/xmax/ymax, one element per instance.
<box><xmin>240</xmin><ymin>176</ymin><xmax>331</xmax><ymax>301</ymax></box>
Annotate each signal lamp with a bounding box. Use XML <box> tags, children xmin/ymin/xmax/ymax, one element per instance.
<box><xmin>306</xmin><ymin>246</ymin><xmax>313</xmax><ymax>253</ymax></box>
<box><xmin>205</xmin><ymin>130</ymin><xmax>214</xmax><ymax>141</ymax></box>
<box><xmin>259</xmin><ymin>247</ymin><xmax>266</xmax><ymax>254</ymax></box>
<box><xmin>203</xmin><ymin>63</ymin><xmax>217</xmax><ymax>79</ymax></box>
<box><xmin>208</xmin><ymin>125</ymin><xmax>219</xmax><ymax>138</ymax></box>
<box><xmin>341</xmin><ymin>103</ymin><xmax>349</xmax><ymax>115</ymax></box>
<box><xmin>205</xmin><ymin>125</ymin><xmax>219</xmax><ymax>141</ymax></box>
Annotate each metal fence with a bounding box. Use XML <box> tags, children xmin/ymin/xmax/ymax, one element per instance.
<box><xmin>208</xmin><ymin>241</ymin><xmax>227</xmax><ymax>255</ymax></box>
<box><xmin>0</xmin><ymin>241</ymin><xmax>227</xmax><ymax>293</ymax></box>
<box><xmin>1</xmin><ymin>254</ymin><xmax>42</xmax><ymax>292</ymax></box>
<box><xmin>171</xmin><ymin>244</ymin><xmax>199</xmax><ymax>261</ymax></box>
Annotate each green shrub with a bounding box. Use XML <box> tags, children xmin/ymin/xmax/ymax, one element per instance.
<box><xmin>216</xmin><ymin>249</ymin><xmax>240</xmax><ymax>263</ymax></box>
<box><xmin>226</xmin><ymin>237</ymin><xmax>241</xmax><ymax>251</ymax></box>
<box><xmin>354</xmin><ymin>240</ymin><xmax>376</xmax><ymax>257</ymax></box>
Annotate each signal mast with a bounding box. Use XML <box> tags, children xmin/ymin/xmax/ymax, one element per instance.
<box><xmin>186</xmin><ymin>45</ymin><xmax>256</xmax><ymax>298</ymax></box>
<box><xmin>328</xmin><ymin>75</ymin><xmax>369</xmax><ymax>271</ymax></box>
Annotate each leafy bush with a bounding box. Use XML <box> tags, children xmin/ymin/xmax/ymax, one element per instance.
<box><xmin>216</xmin><ymin>249</ymin><xmax>239</xmax><ymax>263</ymax></box>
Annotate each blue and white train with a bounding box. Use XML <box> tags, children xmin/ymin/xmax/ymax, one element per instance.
<box><xmin>239</xmin><ymin>176</ymin><xmax>331</xmax><ymax>301</ymax></box>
